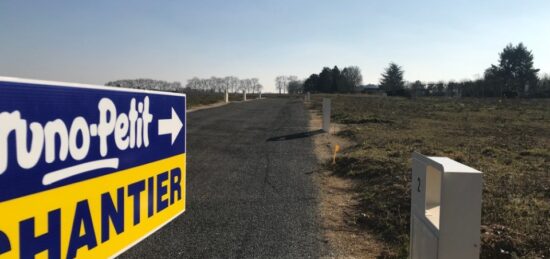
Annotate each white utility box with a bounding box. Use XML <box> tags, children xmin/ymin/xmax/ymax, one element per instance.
<box><xmin>322</xmin><ymin>98</ymin><xmax>331</xmax><ymax>132</ymax></box>
<box><xmin>410</xmin><ymin>153</ymin><xmax>482</xmax><ymax>259</ymax></box>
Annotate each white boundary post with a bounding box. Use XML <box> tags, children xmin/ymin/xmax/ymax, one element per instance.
<box><xmin>410</xmin><ymin>153</ymin><xmax>482</xmax><ymax>259</ymax></box>
<box><xmin>225</xmin><ymin>91</ymin><xmax>229</xmax><ymax>103</ymax></box>
<box><xmin>243</xmin><ymin>91</ymin><xmax>247</xmax><ymax>101</ymax></box>
<box><xmin>322</xmin><ymin>98</ymin><xmax>331</xmax><ymax>132</ymax></box>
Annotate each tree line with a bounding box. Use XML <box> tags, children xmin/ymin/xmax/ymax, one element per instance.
<box><xmin>274</xmin><ymin>75</ymin><xmax>298</xmax><ymax>94</ymax></box>
<box><xmin>186</xmin><ymin>77</ymin><xmax>263</xmax><ymax>93</ymax></box>
<box><xmin>289</xmin><ymin>43</ymin><xmax>549</xmax><ymax>98</ymax></box>
<box><xmin>275</xmin><ymin>66</ymin><xmax>363</xmax><ymax>94</ymax></box>
<box><xmin>106</xmin><ymin>78</ymin><xmax>182</xmax><ymax>92</ymax></box>
<box><xmin>106</xmin><ymin>76</ymin><xmax>263</xmax><ymax>94</ymax></box>
<box><xmin>380</xmin><ymin>43</ymin><xmax>549</xmax><ymax>98</ymax></box>
<box><xmin>300</xmin><ymin>66</ymin><xmax>363</xmax><ymax>94</ymax></box>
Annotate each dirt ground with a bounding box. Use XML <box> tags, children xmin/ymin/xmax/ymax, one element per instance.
<box><xmin>307</xmin><ymin>105</ymin><xmax>386</xmax><ymax>258</ymax></box>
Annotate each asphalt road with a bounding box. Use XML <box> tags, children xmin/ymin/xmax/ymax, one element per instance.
<box><xmin>121</xmin><ymin>98</ymin><xmax>327</xmax><ymax>258</ymax></box>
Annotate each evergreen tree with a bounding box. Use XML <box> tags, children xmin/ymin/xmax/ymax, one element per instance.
<box><xmin>318</xmin><ymin>67</ymin><xmax>333</xmax><ymax>93</ymax></box>
<box><xmin>303</xmin><ymin>74</ymin><xmax>319</xmax><ymax>93</ymax></box>
<box><xmin>487</xmin><ymin>43</ymin><xmax>539</xmax><ymax>97</ymax></box>
<box><xmin>331</xmin><ymin>66</ymin><xmax>341</xmax><ymax>93</ymax></box>
<box><xmin>380</xmin><ymin>63</ymin><xmax>405</xmax><ymax>95</ymax></box>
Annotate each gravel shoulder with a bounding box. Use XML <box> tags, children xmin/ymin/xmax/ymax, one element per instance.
<box><xmin>307</xmin><ymin>103</ymin><xmax>386</xmax><ymax>259</ymax></box>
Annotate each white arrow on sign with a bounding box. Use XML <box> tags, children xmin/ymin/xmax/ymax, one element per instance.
<box><xmin>158</xmin><ymin>107</ymin><xmax>183</xmax><ymax>145</ymax></box>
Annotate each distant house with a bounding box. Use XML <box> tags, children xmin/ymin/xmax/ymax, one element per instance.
<box><xmin>411</xmin><ymin>88</ymin><xmax>426</xmax><ymax>97</ymax></box>
<box><xmin>357</xmin><ymin>84</ymin><xmax>381</xmax><ymax>94</ymax></box>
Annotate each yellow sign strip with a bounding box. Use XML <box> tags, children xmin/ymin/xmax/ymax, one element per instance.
<box><xmin>0</xmin><ymin>153</ymin><xmax>186</xmax><ymax>259</ymax></box>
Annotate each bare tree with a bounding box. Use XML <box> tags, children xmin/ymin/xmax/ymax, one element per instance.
<box><xmin>186</xmin><ymin>77</ymin><xmax>200</xmax><ymax>90</ymax></box>
<box><xmin>251</xmin><ymin>78</ymin><xmax>259</xmax><ymax>93</ymax></box>
<box><xmin>275</xmin><ymin>76</ymin><xmax>286</xmax><ymax>94</ymax></box>
<box><xmin>341</xmin><ymin>66</ymin><xmax>363</xmax><ymax>92</ymax></box>
<box><xmin>287</xmin><ymin>75</ymin><xmax>298</xmax><ymax>82</ymax></box>
<box><xmin>245</xmin><ymin>79</ymin><xmax>254</xmax><ymax>93</ymax></box>
<box><xmin>227</xmin><ymin>76</ymin><xmax>239</xmax><ymax>93</ymax></box>
<box><xmin>275</xmin><ymin>75</ymin><xmax>298</xmax><ymax>94</ymax></box>
<box><xmin>182</xmin><ymin>76</ymin><xmax>261</xmax><ymax>94</ymax></box>
<box><xmin>286</xmin><ymin>76</ymin><xmax>298</xmax><ymax>93</ymax></box>
<box><xmin>238</xmin><ymin>79</ymin><xmax>246</xmax><ymax>93</ymax></box>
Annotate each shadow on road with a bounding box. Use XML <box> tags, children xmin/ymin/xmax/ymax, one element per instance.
<box><xmin>266</xmin><ymin>129</ymin><xmax>324</xmax><ymax>142</ymax></box>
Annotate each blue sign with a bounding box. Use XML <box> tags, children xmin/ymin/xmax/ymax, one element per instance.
<box><xmin>0</xmin><ymin>77</ymin><xmax>186</xmax><ymax>258</ymax></box>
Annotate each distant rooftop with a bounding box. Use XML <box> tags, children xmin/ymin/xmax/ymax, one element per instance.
<box><xmin>359</xmin><ymin>84</ymin><xmax>379</xmax><ymax>89</ymax></box>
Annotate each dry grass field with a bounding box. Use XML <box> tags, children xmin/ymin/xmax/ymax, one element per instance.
<box><xmin>310</xmin><ymin>94</ymin><xmax>550</xmax><ymax>258</ymax></box>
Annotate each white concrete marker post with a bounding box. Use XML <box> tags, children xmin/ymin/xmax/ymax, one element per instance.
<box><xmin>259</xmin><ymin>92</ymin><xmax>262</xmax><ymax>99</ymax></box>
<box><xmin>243</xmin><ymin>91</ymin><xmax>247</xmax><ymax>101</ymax></box>
<box><xmin>410</xmin><ymin>153</ymin><xmax>482</xmax><ymax>259</ymax></box>
<box><xmin>225</xmin><ymin>91</ymin><xmax>229</xmax><ymax>103</ymax></box>
<box><xmin>322</xmin><ymin>98</ymin><xmax>331</xmax><ymax>132</ymax></box>
<box><xmin>306</xmin><ymin>92</ymin><xmax>310</xmax><ymax>102</ymax></box>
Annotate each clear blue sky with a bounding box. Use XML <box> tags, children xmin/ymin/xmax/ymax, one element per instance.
<box><xmin>1</xmin><ymin>1</ymin><xmax>549</xmax><ymax>92</ymax></box>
